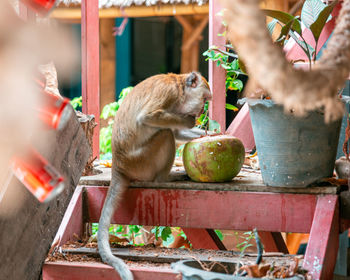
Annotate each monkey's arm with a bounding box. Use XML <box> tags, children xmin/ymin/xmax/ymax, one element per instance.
<box><xmin>173</xmin><ymin>127</ymin><xmax>207</xmax><ymax>141</ymax></box>
<box><xmin>138</xmin><ymin>109</ymin><xmax>195</xmax><ymax>129</ymax></box>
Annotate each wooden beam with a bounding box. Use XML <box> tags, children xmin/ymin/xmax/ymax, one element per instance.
<box><xmin>176</xmin><ymin>15</ymin><xmax>207</xmax><ymax>73</ymax></box>
<box><xmin>179</xmin><ymin>16</ymin><xmax>196</xmax><ymax>73</ymax></box>
<box><xmin>84</xmin><ymin>186</ymin><xmax>318</xmax><ymax>233</ymax></box>
<box><xmin>51</xmin><ymin>4</ymin><xmax>209</xmax><ymax>20</ymax></box>
<box><xmin>181</xmin><ymin>16</ymin><xmax>208</xmax><ymax>51</ymax></box>
<box><xmin>81</xmin><ymin>0</ymin><xmax>100</xmax><ymax>158</ymax></box>
<box><xmin>208</xmin><ymin>0</ymin><xmax>226</xmax><ymax>132</ymax></box>
<box><xmin>43</xmin><ymin>262</ymin><xmax>177</xmax><ymax>280</ymax></box>
<box><xmin>303</xmin><ymin>195</ymin><xmax>339</xmax><ymax>280</ymax></box>
<box><xmin>174</xmin><ymin>15</ymin><xmax>192</xmax><ymax>32</ymax></box>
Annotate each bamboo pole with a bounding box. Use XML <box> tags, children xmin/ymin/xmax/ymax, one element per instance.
<box><xmin>51</xmin><ymin>3</ymin><xmax>209</xmax><ymax>20</ymax></box>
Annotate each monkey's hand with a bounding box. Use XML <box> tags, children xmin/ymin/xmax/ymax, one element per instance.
<box><xmin>183</xmin><ymin>115</ymin><xmax>196</xmax><ymax>128</ymax></box>
<box><xmin>139</xmin><ymin>109</ymin><xmax>195</xmax><ymax>129</ymax></box>
<box><xmin>174</xmin><ymin>127</ymin><xmax>206</xmax><ymax>142</ymax></box>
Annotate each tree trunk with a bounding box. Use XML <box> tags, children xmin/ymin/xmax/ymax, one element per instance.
<box><xmin>221</xmin><ymin>0</ymin><xmax>350</xmax><ymax>122</ymax></box>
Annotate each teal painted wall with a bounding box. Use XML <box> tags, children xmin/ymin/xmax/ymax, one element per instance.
<box><xmin>115</xmin><ymin>18</ymin><xmax>132</xmax><ymax>98</ymax></box>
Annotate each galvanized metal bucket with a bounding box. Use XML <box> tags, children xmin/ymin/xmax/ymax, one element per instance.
<box><xmin>246</xmin><ymin>99</ymin><xmax>342</xmax><ymax>187</ymax></box>
<box><xmin>171</xmin><ymin>260</ymin><xmax>302</xmax><ymax>279</ymax></box>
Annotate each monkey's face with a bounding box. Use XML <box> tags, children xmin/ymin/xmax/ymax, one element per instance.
<box><xmin>178</xmin><ymin>72</ymin><xmax>212</xmax><ymax>117</ymax></box>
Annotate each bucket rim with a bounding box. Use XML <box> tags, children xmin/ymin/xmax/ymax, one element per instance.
<box><xmin>238</xmin><ymin>98</ymin><xmax>275</xmax><ymax>108</ymax></box>
<box><xmin>171</xmin><ymin>259</ymin><xmax>301</xmax><ymax>279</ymax></box>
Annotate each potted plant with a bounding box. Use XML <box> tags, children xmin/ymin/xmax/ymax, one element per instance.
<box><xmin>232</xmin><ymin>0</ymin><xmax>343</xmax><ymax>187</ymax></box>
<box><xmin>203</xmin><ymin>44</ymin><xmax>248</xmax><ymax>129</ymax></box>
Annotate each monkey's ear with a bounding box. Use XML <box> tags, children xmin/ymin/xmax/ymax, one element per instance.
<box><xmin>186</xmin><ymin>72</ymin><xmax>199</xmax><ymax>88</ymax></box>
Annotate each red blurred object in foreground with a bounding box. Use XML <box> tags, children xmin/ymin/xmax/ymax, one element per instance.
<box><xmin>11</xmin><ymin>149</ymin><xmax>64</xmax><ymax>202</ymax></box>
<box><xmin>38</xmin><ymin>91</ymin><xmax>72</xmax><ymax>130</ymax></box>
<box><xmin>20</xmin><ymin>0</ymin><xmax>57</xmax><ymax>16</ymax></box>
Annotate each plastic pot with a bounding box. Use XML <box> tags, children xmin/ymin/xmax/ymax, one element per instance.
<box><xmin>246</xmin><ymin>99</ymin><xmax>341</xmax><ymax>187</ymax></box>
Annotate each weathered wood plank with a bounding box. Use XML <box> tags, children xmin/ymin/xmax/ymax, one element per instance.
<box><xmin>84</xmin><ymin>186</ymin><xmax>318</xmax><ymax>233</ymax></box>
<box><xmin>60</xmin><ymin>246</ymin><xmax>287</xmax><ymax>265</ymax></box>
<box><xmin>80</xmin><ymin>166</ymin><xmax>340</xmax><ymax>195</ymax></box>
<box><xmin>43</xmin><ymin>261</ymin><xmax>177</xmax><ymax>280</ymax></box>
<box><xmin>0</xmin><ymin>106</ymin><xmax>90</xmax><ymax>280</ymax></box>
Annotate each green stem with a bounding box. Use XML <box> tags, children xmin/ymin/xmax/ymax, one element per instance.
<box><xmin>313</xmin><ymin>41</ymin><xmax>319</xmax><ymax>64</ymax></box>
<box><xmin>300</xmin><ymin>33</ymin><xmax>312</xmax><ymax>69</ymax></box>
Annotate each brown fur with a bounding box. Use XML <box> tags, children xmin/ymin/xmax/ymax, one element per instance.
<box><xmin>97</xmin><ymin>72</ymin><xmax>211</xmax><ymax>280</ymax></box>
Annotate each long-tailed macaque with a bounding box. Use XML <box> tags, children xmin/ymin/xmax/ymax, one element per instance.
<box><xmin>97</xmin><ymin>72</ymin><xmax>212</xmax><ymax>280</ymax></box>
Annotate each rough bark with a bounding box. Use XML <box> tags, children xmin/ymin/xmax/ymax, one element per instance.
<box><xmin>0</xmin><ymin>107</ymin><xmax>90</xmax><ymax>280</ymax></box>
<box><xmin>221</xmin><ymin>0</ymin><xmax>350</xmax><ymax>122</ymax></box>
<box><xmin>76</xmin><ymin>111</ymin><xmax>97</xmax><ymax>176</ymax></box>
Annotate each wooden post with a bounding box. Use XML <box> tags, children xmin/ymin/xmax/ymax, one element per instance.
<box><xmin>209</xmin><ymin>0</ymin><xmax>226</xmax><ymax>132</ymax></box>
<box><xmin>81</xmin><ymin>0</ymin><xmax>100</xmax><ymax>158</ymax></box>
<box><xmin>100</xmin><ymin>18</ymin><xmax>116</xmax><ymax>128</ymax></box>
<box><xmin>176</xmin><ymin>15</ymin><xmax>208</xmax><ymax>74</ymax></box>
<box><xmin>303</xmin><ymin>195</ymin><xmax>339</xmax><ymax>280</ymax></box>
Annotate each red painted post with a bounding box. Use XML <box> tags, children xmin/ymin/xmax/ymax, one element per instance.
<box><xmin>182</xmin><ymin>228</ymin><xmax>226</xmax><ymax>250</ymax></box>
<box><xmin>53</xmin><ymin>186</ymin><xmax>84</xmax><ymax>246</ymax></box>
<box><xmin>226</xmin><ymin>103</ymin><xmax>255</xmax><ymax>152</ymax></box>
<box><xmin>258</xmin><ymin>232</ymin><xmax>289</xmax><ymax>254</ymax></box>
<box><xmin>43</xmin><ymin>262</ymin><xmax>177</xmax><ymax>280</ymax></box>
<box><xmin>209</xmin><ymin>0</ymin><xmax>226</xmax><ymax>132</ymax></box>
<box><xmin>303</xmin><ymin>195</ymin><xmax>339</xmax><ymax>280</ymax></box>
<box><xmin>81</xmin><ymin>0</ymin><xmax>100</xmax><ymax>158</ymax></box>
<box><xmin>85</xmin><ymin>187</ymin><xmax>318</xmax><ymax>233</ymax></box>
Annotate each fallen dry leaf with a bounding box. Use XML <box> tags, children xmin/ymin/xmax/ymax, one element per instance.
<box><xmin>100</xmin><ymin>160</ymin><xmax>112</xmax><ymax>168</ymax></box>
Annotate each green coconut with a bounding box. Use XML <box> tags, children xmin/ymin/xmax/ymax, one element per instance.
<box><xmin>183</xmin><ymin>135</ymin><xmax>245</xmax><ymax>182</ymax></box>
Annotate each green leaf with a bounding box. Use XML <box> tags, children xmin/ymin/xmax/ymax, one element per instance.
<box><xmin>100</xmin><ymin>102</ymin><xmax>118</xmax><ymax>119</ymax></box>
<box><xmin>301</xmin><ymin>0</ymin><xmax>327</xmax><ymax>29</ymax></box>
<box><xmin>151</xmin><ymin>226</ymin><xmax>160</xmax><ymax>240</ymax></box>
<box><xmin>225</xmin><ymin>103</ymin><xmax>239</xmax><ymax>111</ymax></box>
<box><xmin>161</xmin><ymin>227</ymin><xmax>172</xmax><ymax>241</ymax></box>
<box><xmin>116</xmin><ymin>225</ymin><xmax>124</xmax><ymax>232</ymax></box>
<box><xmin>227</xmin><ymin>78</ymin><xmax>244</xmax><ymax>92</ymax></box>
<box><xmin>264</xmin><ymin>9</ymin><xmax>302</xmax><ymax>35</ymax></box>
<box><xmin>215</xmin><ymin>230</ymin><xmax>224</xmax><ymax>241</ymax></box>
<box><xmin>276</xmin><ymin>19</ymin><xmax>295</xmax><ymax>45</ymax></box>
<box><xmin>267</xmin><ymin>19</ymin><xmax>278</xmax><ymax>35</ymax></box>
<box><xmin>309</xmin><ymin>0</ymin><xmax>337</xmax><ymax>41</ymax></box>
<box><xmin>70</xmin><ymin>96</ymin><xmax>82</xmax><ymax>110</ymax></box>
<box><xmin>162</xmin><ymin>233</ymin><xmax>175</xmax><ymax>247</ymax></box>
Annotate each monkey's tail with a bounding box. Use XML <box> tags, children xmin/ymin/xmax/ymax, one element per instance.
<box><xmin>97</xmin><ymin>172</ymin><xmax>134</xmax><ymax>280</ymax></box>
